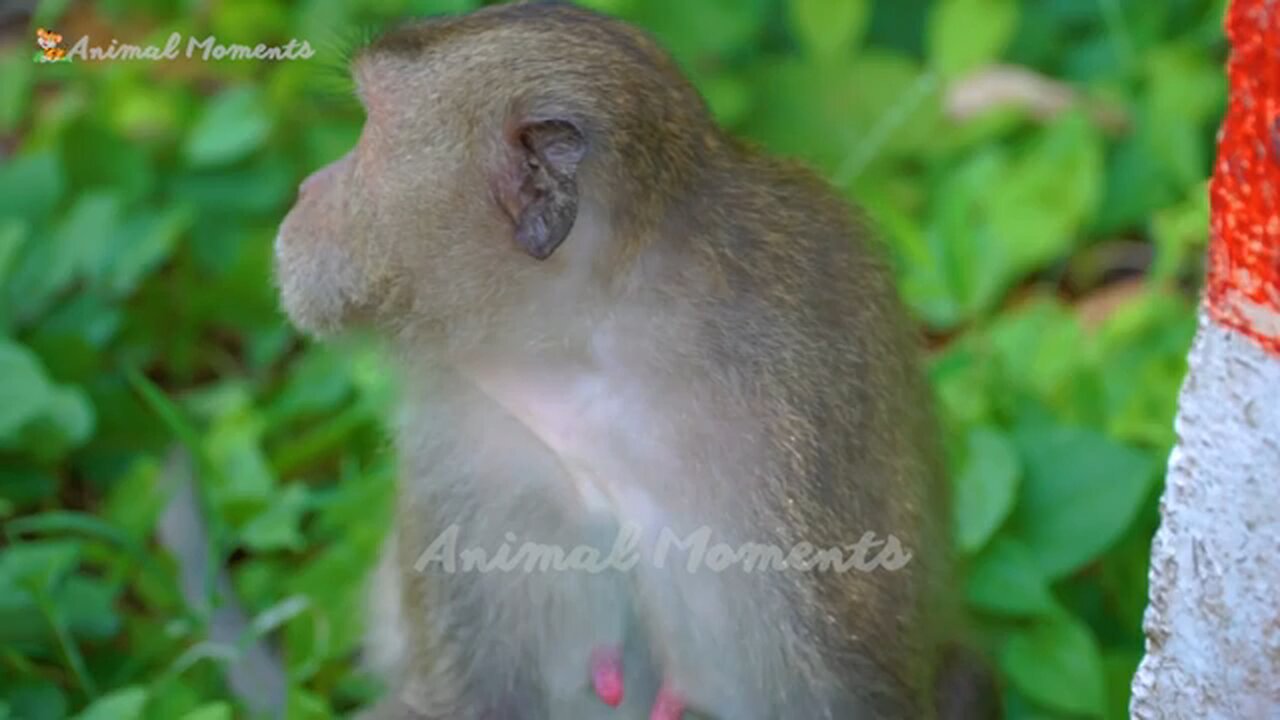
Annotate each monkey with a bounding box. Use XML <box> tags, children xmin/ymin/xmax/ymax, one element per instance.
<box><xmin>274</xmin><ymin>3</ymin><xmax>994</xmax><ymax>718</ymax></box>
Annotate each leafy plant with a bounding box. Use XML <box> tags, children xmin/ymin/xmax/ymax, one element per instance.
<box><xmin>0</xmin><ymin>0</ymin><xmax>1220</xmax><ymax>717</ymax></box>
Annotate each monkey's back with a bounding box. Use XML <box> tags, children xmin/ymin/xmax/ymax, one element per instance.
<box><xmin>665</xmin><ymin>144</ymin><xmax>954</xmax><ymax>712</ymax></box>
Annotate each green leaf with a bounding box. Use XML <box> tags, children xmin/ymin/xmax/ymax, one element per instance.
<box><xmin>4</xmin><ymin>682</ymin><xmax>68</xmax><ymax>720</ymax></box>
<box><xmin>73</xmin><ymin>686</ymin><xmax>147</xmax><ymax>720</ymax></box>
<box><xmin>986</xmin><ymin>113</ymin><xmax>1103</xmax><ymax>290</ymax></box>
<box><xmin>6</xmin><ymin>192</ymin><xmax>122</xmax><ymax>322</ymax></box>
<box><xmin>0</xmin><ymin>540</ymin><xmax>81</xmax><ymax>587</ymax></box>
<box><xmin>284</xmin><ymin>688</ymin><xmax>330</xmax><ymax>720</ymax></box>
<box><xmin>0</xmin><ymin>340</ymin><xmax>51</xmax><ymax>440</ymax></box>
<box><xmin>1011</xmin><ymin>425</ymin><xmax>1159</xmax><ymax>578</ymax></box>
<box><xmin>62</xmin><ymin>119</ymin><xmax>156</xmax><ymax>203</ymax></box>
<box><xmin>1144</xmin><ymin>48</ymin><xmax>1224</xmax><ymax>189</ymax></box>
<box><xmin>55</xmin><ymin>575</ymin><xmax>121</xmax><ymax>641</ymax></box>
<box><xmin>1094</xmin><ymin>292</ymin><xmax>1195</xmax><ymax>447</ymax></box>
<box><xmin>102</xmin><ymin>207</ymin><xmax>192</xmax><ymax>295</ymax></box>
<box><xmin>172</xmin><ymin>153</ymin><xmax>294</xmax><ymax>216</ymax></box>
<box><xmin>0</xmin><ymin>339</ymin><xmax>94</xmax><ymax>450</ymax></box>
<box><xmin>205</xmin><ymin>406</ymin><xmax>276</xmax><ymax>513</ymax></box>
<box><xmin>928</xmin><ymin>341</ymin><xmax>991</xmax><ymax>424</ymax></box>
<box><xmin>184</xmin><ymin>87</ymin><xmax>273</xmax><ymax>167</ymax></box>
<box><xmin>102</xmin><ymin>459</ymin><xmax>168</xmax><ymax>542</ymax></box>
<box><xmin>987</xmin><ymin>299</ymin><xmax>1089</xmax><ymax>405</ymax></box>
<box><xmin>928</xmin><ymin>0</ymin><xmax>1019</xmax><ymax>78</ymax></box>
<box><xmin>1150</xmin><ymin>184</ymin><xmax>1209</xmax><ymax>284</ymax></box>
<box><xmin>0</xmin><ymin>219</ymin><xmax>26</xmax><ymax>287</ymax></box>
<box><xmin>178</xmin><ymin>702</ymin><xmax>233</xmax><ymax>720</ymax></box>
<box><xmin>629</xmin><ymin>0</ymin><xmax>768</xmax><ymax>63</ymax></box>
<box><xmin>1002</xmin><ymin>615</ymin><xmax>1106</xmax><ymax>717</ymax></box>
<box><xmin>953</xmin><ymin>426</ymin><xmax>1020</xmax><ymax>553</ymax></box>
<box><xmin>923</xmin><ymin>149</ymin><xmax>1006</xmax><ymax>323</ymax></box>
<box><xmin>740</xmin><ymin>52</ymin><xmax>938</xmax><ymax>179</ymax></box>
<box><xmin>966</xmin><ymin>537</ymin><xmax>1057</xmax><ymax>617</ymax></box>
<box><xmin>0</xmin><ymin>151</ymin><xmax>64</xmax><ymax>229</ymax></box>
<box><xmin>265</xmin><ymin>348</ymin><xmax>354</xmax><ymax>424</ymax></box>
<box><xmin>0</xmin><ymin>47</ymin><xmax>34</xmax><ymax>132</ymax></box>
<box><xmin>240</xmin><ymin>484</ymin><xmax>310</xmax><ymax>552</ymax></box>
<box><xmin>788</xmin><ymin>0</ymin><xmax>871</xmax><ymax>57</ymax></box>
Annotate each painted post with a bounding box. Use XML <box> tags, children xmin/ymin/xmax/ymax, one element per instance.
<box><xmin>1130</xmin><ymin>0</ymin><xmax>1280</xmax><ymax>716</ymax></box>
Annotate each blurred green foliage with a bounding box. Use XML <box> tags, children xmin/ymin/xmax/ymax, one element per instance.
<box><xmin>0</xmin><ymin>0</ymin><xmax>1224</xmax><ymax>718</ymax></box>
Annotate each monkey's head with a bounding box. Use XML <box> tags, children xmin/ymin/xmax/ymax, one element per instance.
<box><xmin>275</xmin><ymin>3</ymin><xmax>715</xmax><ymax>348</ymax></box>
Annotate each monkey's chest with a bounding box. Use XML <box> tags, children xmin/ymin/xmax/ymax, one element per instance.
<box><xmin>475</xmin><ymin>370</ymin><xmax>671</xmax><ymax>529</ymax></box>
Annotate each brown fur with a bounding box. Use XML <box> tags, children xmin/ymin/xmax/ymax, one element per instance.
<box><xmin>275</xmin><ymin>3</ymin><xmax>988</xmax><ymax>718</ymax></box>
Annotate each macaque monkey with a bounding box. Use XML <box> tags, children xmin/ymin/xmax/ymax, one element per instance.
<box><xmin>275</xmin><ymin>3</ymin><xmax>991</xmax><ymax>718</ymax></box>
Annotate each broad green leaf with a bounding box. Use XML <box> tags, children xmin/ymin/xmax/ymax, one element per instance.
<box><xmin>699</xmin><ymin>71</ymin><xmax>752</xmax><ymax>127</ymax></box>
<box><xmin>966</xmin><ymin>537</ymin><xmax>1057</xmax><ymax>617</ymax></box>
<box><xmin>865</xmin><ymin>185</ymin><xmax>963</xmax><ymax>328</ymax></box>
<box><xmin>102</xmin><ymin>459</ymin><xmax>168</xmax><ymax>542</ymax></box>
<box><xmin>1150</xmin><ymin>184</ymin><xmax>1209</xmax><ymax>284</ymax></box>
<box><xmin>241</xmin><ymin>484</ymin><xmax>310</xmax><ymax>552</ymax></box>
<box><xmin>265</xmin><ymin>349</ymin><xmax>354</xmax><ymax>424</ymax></box>
<box><xmin>284</xmin><ymin>688</ymin><xmax>330</xmax><ymax>720</ymax></box>
<box><xmin>0</xmin><ymin>151</ymin><xmax>64</xmax><ymax>229</ymax></box>
<box><xmin>62</xmin><ymin>119</ymin><xmax>155</xmax><ymax>203</ymax></box>
<box><xmin>1104</xmin><ymin>651</ymin><xmax>1144</xmax><ymax>720</ymax></box>
<box><xmin>102</xmin><ymin>207</ymin><xmax>192</xmax><ymax>295</ymax></box>
<box><xmin>4</xmin><ymin>682</ymin><xmax>67</xmax><ymax>720</ymax></box>
<box><xmin>0</xmin><ymin>466</ymin><xmax>58</xmax><ymax>507</ymax></box>
<box><xmin>987</xmin><ymin>298</ymin><xmax>1090</xmax><ymax>405</ymax></box>
<box><xmin>184</xmin><ymin>87</ymin><xmax>273</xmax><ymax>167</ymax></box>
<box><xmin>0</xmin><ymin>220</ymin><xmax>26</xmax><ymax>288</ymax></box>
<box><xmin>0</xmin><ymin>48</ymin><xmax>33</xmax><ymax>132</ymax></box>
<box><xmin>203</xmin><ymin>395</ymin><xmax>276</xmax><ymax>518</ymax></box>
<box><xmin>987</xmin><ymin>113</ymin><xmax>1103</xmax><ymax>285</ymax></box>
<box><xmin>928</xmin><ymin>341</ymin><xmax>991</xmax><ymax>424</ymax></box>
<box><xmin>1095</xmin><ymin>125</ymin><xmax>1178</xmax><ymax>233</ymax></box>
<box><xmin>1144</xmin><ymin>48</ymin><xmax>1224</xmax><ymax>189</ymax></box>
<box><xmin>629</xmin><ymin>0</ymin><xmax>767</xmax><ymax>63</ymax></box>
<box><xmin>0</xmin><ymin>341</ymin><xmax>51</xmax><ymax>440</ymax></box>
<box><xmin>928</xmin><ymin>0</ymin><xmax>1018</xmax><ymax>78</ymax></box>
<box><xmin>179</xmin><ymin>703</ymin><xmax>232</xmax><ymax>720</ymax></box>
<box><xmin>55</xmin><ymin>575</ymin><xmax>121</xmax><ymax>641</ymax></box>
<box><xmin>1011</xmin><ymin>425</ymin><xmax>1159</xmax><ymax>578</ymax></box>
<box><xmin>0</xmin><ymin>541</ymin><xmax>81</xmax><ymax>594</ymax></box>
<box><xmin>953</xmin><ymin>426</ymin><xmax>1020</xmax><ymax>553</ymax></box>
<box><xmin>1094</xmin><ymin>292</ymin><xmax>1195</xmax><ymax>447</ymax></box>
<box><xmin>40</xmin><ymin>387</ymin><xmax>95</xmax><ymax>449</ymax></box>
<box><xmin>926</xmin><ymin>149</ymin><xmax>1006</xmax><ymax>323</ymax></box>
<box><xmin>1002</xmin><ymin>615</ymin><xmax>1106</xmax><ymax>717</ymax></box>
<box><xmin>740</xmin><ymin>52</ymin><xmax>939</xmax><ymax>177</ymax></box>
<box><xmin>0</xmin><ymin>338</ymin><xmax>94</xmax><ymax>450</ymax></box>
<box><xmin>789</xmin><ymin>0</ymin><xmax>871</xmax><ymax>57</ymax></box>
<box><xmin>6</xmin><ymin>192</ymin><xmax>122</xmax><ymax>322</ymax></box>
<box><xmin>210</xmin><ymin>0</ymin><xmax>290</xmax><ymax>44</ymax></box>
<box><xmin>172</xmin><ymin>153</ymin><xmax>294</xmax><ymax>217</ymax></box>
<box><xmin>73</xmin><ymin>686</ymin><xmax>147</xmax><ymax>720</ymax></box>
<box><xmin>30</xmin><ymin>292</ymin><xmax>122</xmax><ymax>361</ymax></box>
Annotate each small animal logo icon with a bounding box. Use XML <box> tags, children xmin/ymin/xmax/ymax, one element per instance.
<box><xmin>36</xmin><ymin>28</ymin><xmax>68</xmax><ymax>62</ymax></box>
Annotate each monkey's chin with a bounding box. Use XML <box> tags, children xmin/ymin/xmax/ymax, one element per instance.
<box><xmin>273</xmin><ymin>233</ymin><xmax>363</xmax><ymax>339</ymax></box>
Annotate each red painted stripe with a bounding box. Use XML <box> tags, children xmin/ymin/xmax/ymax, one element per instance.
<box><xmin>1207</xmin><ymin>0</ymin><xmax>1280</xmax><ymax>355</ymax></box>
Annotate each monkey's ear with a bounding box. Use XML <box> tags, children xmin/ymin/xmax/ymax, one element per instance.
<box><xmin>508</xmin><ymin>119</ymin><xmax>586</xmax><ymax>260</ymax></box>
